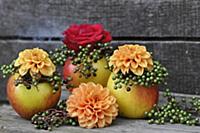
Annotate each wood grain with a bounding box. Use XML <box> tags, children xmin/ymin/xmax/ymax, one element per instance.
<box><xmin>0</xmin><ymin>0</ymin><xmax>200</xmax><ymax>37</ymax></box>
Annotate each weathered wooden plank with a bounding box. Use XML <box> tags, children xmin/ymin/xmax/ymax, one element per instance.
<box><xmin>1</xmin><ymin>92</ymin><xmax>200</xmax><ymax>133</ymax></box>
<box><xmin>0</xmin><ymin>0</ymin><xmax>200</xmax><ymax>37</ymax></box>
<box><xmin>0</xmin><ymin>40</ymin><xmax>200</xmax><ymax>101</ymax></box>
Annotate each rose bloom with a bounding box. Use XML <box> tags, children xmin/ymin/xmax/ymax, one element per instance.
<box><xmin>67</xmin><ymin>82</ymin><xmax>118</xmax><ymax>128</ymax></box>
<box><xmin>63</xmin><ymin>24</ymin><xmax>112</xmax><ymax>52</ymax></box>
<box><xmin>14</xmin><ymin>48</ymin><xmax>56</xmax><ymax>77</ymax></box>
<box><xmin>109</xmin><ymin>44</ymin><xmax>153</xmax><ymax>76</ymax></box>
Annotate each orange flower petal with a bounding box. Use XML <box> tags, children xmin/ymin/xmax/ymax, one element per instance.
<box><xmin>66</xmin><ymin>82</ymin><xmax>118</xmax><ymax>128</ymax></box>
<box><xmin>134</xmin><ymin>67</ymin><xmax>144</xmax><ymax>76</ymax></box>
<box><xmin>18</xmin><ymin>67</ymin><xmax>28</xmax><ymax>76</ymax></box>
<box><xmin>40</xmin><ymin>65</ymin><xmax>55</xmax><ymax>76</ymax></box>
<box><xmin>139</xmin><ymin>59</ymin><xmax>147</xmax><ymax>67</ymax></box>
<box><xmin>14</xmin><ymin>58</ymin><xmax>21</xmax><ymax>67</ymax></box>
<box><xmin>109</xmin><ymin>44</ymin><xmax>153</xmax><ymax>76</ymax></box>
<box><xmin>97</xmin><ymin>119</ymin><xmax>105</xmax><ymax>128</ymax></box>
<box><xmin>14</xmin><ymin>48</ymin><xmax>55</xmax><ymax>77</ymax></box>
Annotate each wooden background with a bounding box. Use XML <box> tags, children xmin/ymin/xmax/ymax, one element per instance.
<box><xmin>0</xmin><ymin>0</ymin><xmax>200</xmax><ymax>101</ymax></box>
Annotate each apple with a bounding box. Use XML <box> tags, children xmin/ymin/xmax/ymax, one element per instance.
<box><xmin>7</xmin><ymin>75</ymin><xmax>61</xmax><ymax>120</ymax></box>
<box><xmin>107</xmin><ymin>73</ymin><xmax>159</xmax><ymax>118</ymax></box>
<box><xmin>63</xmin><ymin>57</ymin><xmax>111</xmax><ymax>87</ymax></box>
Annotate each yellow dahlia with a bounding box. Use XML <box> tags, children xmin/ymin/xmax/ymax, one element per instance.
<box><xmin>67</xmin><ymin>82</ymin><xmax>118</xmax><ymax>128</ymax></box>
<box><xmin>14</xmin><ymin>48</ymin><xmax>55</xmax><ymax>77</ymax></box>
<box><xmin>109</xmin><ymin>44</ymin><xmax>153</xmax><ymax>76</ymax></box>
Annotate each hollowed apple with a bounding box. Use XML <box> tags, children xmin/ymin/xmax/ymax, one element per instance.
<box><xmin>7</xmin><ymin>75</ymin><xmax>61</xmax><ymax>119</ymax></box>
<box><xmin>107</xmin><ymin>73</ymin><xmax>159</xmax><ymax>118</ymax></box>
<box><xmin>63</xmin><ymin>58</ymin><xmax>111</xmax><ymax>87</ymax></box>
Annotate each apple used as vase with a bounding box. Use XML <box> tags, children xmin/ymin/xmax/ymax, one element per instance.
<box><xmin>107</xmin><ymin>73</ymin><xmax>159</xmax><ymax>118</ymax></box>
<box><xmin>7</xmin><ymin>75</ymin><xmax>61</xmax><ymax>119</ymax></box>
<box><xmin>63</xmin><ymin>58</ymin><xmax>111</xmax><ymax>87</ymax></box>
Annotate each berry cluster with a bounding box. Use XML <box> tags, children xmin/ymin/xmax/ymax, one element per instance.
<box><xmin>145</xmin><ymin>89</ymin><xmax>199</xmax><ymax>126</ymax></box>
<box><xmin>49</xmin><ymin>45</ymin><xmax>75</xmax><ymax>66</ymax></box>
<box><xmin>71</xmin><ymin>43</ymin><xmax>113</xmax><ymax>79</ymax></box>
<box><xmin>46</xmin><ymin>73</ymin><xmax>62</xmax><ymax>93</ymax></box>
<box><xmin>31</xmin><ymin>99</ymin><xmax>78</xmax><ymax>131</ymax></box>
<box><xmin>0</xmin><ymin>61</ymin><xmax>16</xmax><ymax>78</ymax></box>
<box><xmin>62</xmin><ymin>76</ymin><xmax>74</xmax><ymax>90</ymax></box>
<box><xmin>190</xmin><ymin>97</ymin><xmax>200</xmax><ymax>113</ymax></box>
<box><xmin>112</xmin><ymin>61</ymin><xmax>168</xmax><ymax>90</ymax></box>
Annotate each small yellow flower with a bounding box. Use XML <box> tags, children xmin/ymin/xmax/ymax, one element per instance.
<box><xmin>14</xmin><ymin>48</ymin><xmax>55</xmax><ymax>77</ymax></box>
<box><xmin>109</xmin><ymin>44</ymin><xmax>153</xmax><ymax>76</ymax></box>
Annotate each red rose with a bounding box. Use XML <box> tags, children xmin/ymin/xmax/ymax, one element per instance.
<box><xmin>63</xmin><ymin>24</ymin><xmax>112</xmax><ymax>52</ymax></box>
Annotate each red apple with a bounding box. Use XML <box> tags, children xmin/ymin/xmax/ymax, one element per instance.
<box><xmin>107</xmin><ymin>73</ymin><xmax>159</xmax><ymax>118</ymax></box>
<box><xmin>63</xmin><ymin>58</ymin><xmax>111</xmax><ymax>88</ymax></box>
<box><xmin>7</xmin><ymin>75</ymin><xmax>61</xmax><ymax>119</ymax></box>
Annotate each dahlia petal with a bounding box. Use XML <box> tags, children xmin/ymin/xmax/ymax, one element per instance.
<box><xmin>147</xmin><ymin>64</ymin><xmax>153</xmax><ymax>71</ymax></box>
<box><xmin>37</xmin><ymin>62</ymin><xmax>45</xmax><ymax>68</ymax></box>
<box><xmin>141</xmin><ymin>52</ymin><xmax>151</xmax><ymax>59</ymax></box>
<box><xmin>43</xmin><ymin>58</ymin><xmax>52</xmax><ymax>66</ymax></box>
<box><xmin>105</xmin><ymin>116</ymin><xmax>112</xmax><ymax>124</ymax></box>
<box><xmin>97</xmin><ymin>112</ymin><xmax>104</xmax><ymax>119</ymax></box>
<box><xmin>123</xmin><ymin>60</ymin><xmax>131</xmax><ymax>67</ymax></box>
<box><xmin>121</xmin><ymin>65</ymin><xmax>129</xmax><ymax>75</ymax></box>
<box><xmin>135</xmin><ymin>55</ymin><xmax>141</xmax><ymax>63</ymax></box>
<box><xmin>147</xmin><ymin>58</ymin><xmax>153</xmax><ymax>65</ymax></box>
<box><xmin>103</xmin><ymin>110</ymin><xmax>114</xmax><ymax>117</ymax></box>
<box><xmin>113</xmin><ymin>67</ymin><xmax>120</xmax><ymax>74</ymax></box>
<box><xmin>91</xmin><ymin>115</ymin><xmax>98</xmax><ymax>124</ymax></box>
<box><xmin>40</xmin><ymin>65</ymin><xmax>55</xmax><ymax>76</ymax></box>
<box><xmin>18</xmin><ymin>67</ymin><xmax>28</xmax><ymax>76</ymax></box>
<box><xmin>86</xmin><ymin>121</ymin><xmax>96</xmax><ymax>129</ymax></box>
<box><xmin>101</xmin><ymin>103</ymin><xmax>110</xmax><ymax>110</ymax></box>
<box><xmin>30</xmin><ymin>65</ymin><xmax>39</xmax><ymax>74</ymax></box>
<box><xmin>139</xmin><ymin>59</ymin><xmax>147</xmax><ymax>67</ymax></box>
<box><xmin>79</xmin><ymin>121</ymin><xmax>89</xmax><ymax>128</ymax></box>
<box><xmin>14</xmin><ymin>58</ymin><xmax>21</xmax><ymax>67</ymax></box>
<box><xmin>134</xmin><ymin>67</ymin><xmax>144</xmax><ymax>76</ymax></box>
<box><xmin>85</xmin><ymin>108</ymin><xmax>93</xmax><ymax>115</ymax></box>
<box><xmin>131</xmin><ymin>61</ymin><xmax>138</xmax><ymax>69</ymax></box>
<box><xmin>97</xmin><ymin>119</ymin><xmax>105</xmax><ymax>128</ymax></box>
<box><xmin>70</xmin><ymin>111</ymin><xmax>78</xmax><ymax>117</ymax></box>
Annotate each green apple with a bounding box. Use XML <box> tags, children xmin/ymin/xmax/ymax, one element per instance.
<box><xmin>7</xmin><ymin>75</ymin><xmax>61</xmax><ymax>119</ymax></box>
<box><xmin>63</xmin><ymin>57</ymin><xmax>111</xmax><ymax>88</ymax></box>
<box><xmin>107</xmin><ymin>73</ymin><xmax>159</xmax><ymax>118</ymax></box>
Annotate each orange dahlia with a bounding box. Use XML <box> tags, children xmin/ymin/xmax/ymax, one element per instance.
<box><xmin>14</xmin><ymin>48</ymin><xmax>55</xmax><ymax>77</ymax></box>
<box><xmin>109</xmin><ymin>44</ymin><xmax>153</xmax><ymax>76</ymax></box>
<box><xmin>67</xmin><ymin>82</ymin><xmax>118</xmax><ymax>128</ymax></box>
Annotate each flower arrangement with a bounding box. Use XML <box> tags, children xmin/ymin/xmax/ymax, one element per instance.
<box><xmin>3</xmin><ymin>23</ymin><xmax>200</xmax><ymax>131</ymax></box>
<box><xmin>1</xmin><ymin>48</ymin><xmax>62</xmax><ymax>119</ymax></box>
<box><xmin>1</xmin><ymin>48</ymin><xmax>62</xmax><ymax>92</ymax></box>
<box><xmin>107</xmin><ymin>44</ymin><xmax>168</xmax><ymax>118</ymax></box>
<box><xmin>108</xmin><ymin>44</ymin><xmax>168</xmax><ymax>89</ymax></box>
<box><xmin>49</xmin><ymin>24</ymin><xmax>113</xmax><ymax>89</ymax></box>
